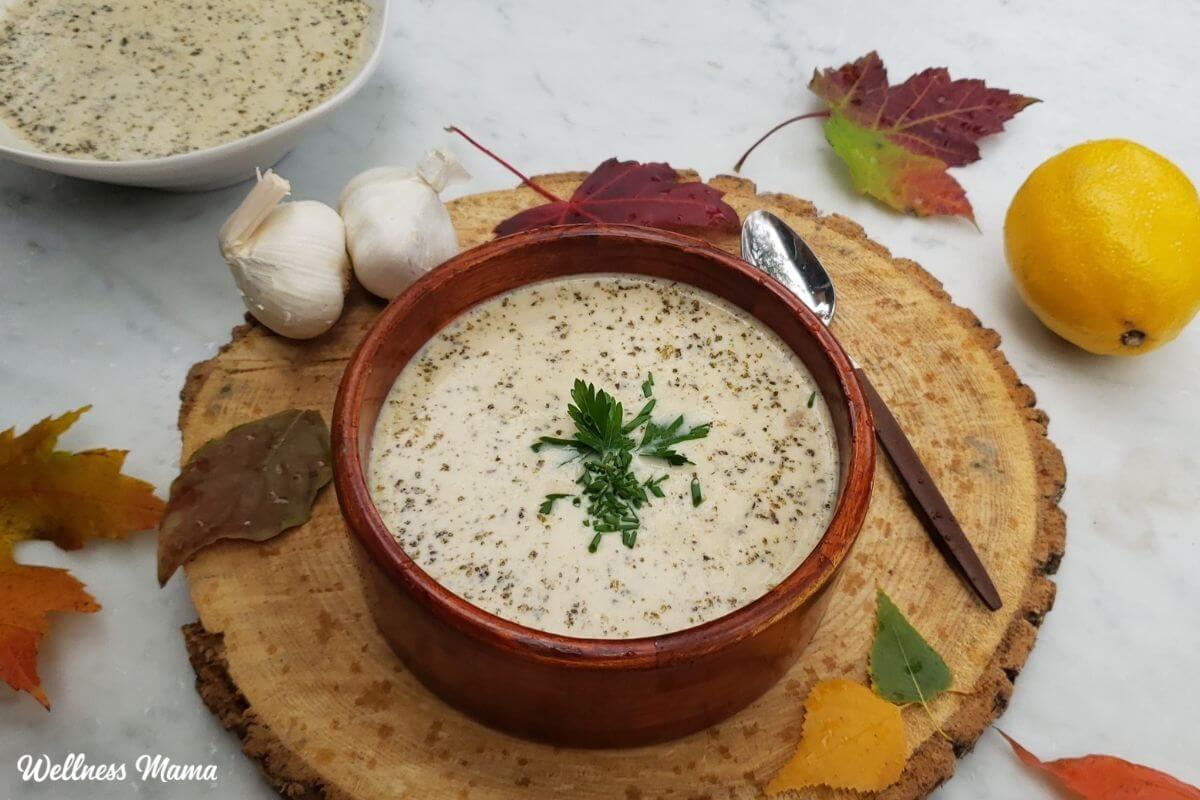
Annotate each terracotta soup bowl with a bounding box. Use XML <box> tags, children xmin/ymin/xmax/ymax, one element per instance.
<box><xmin>333</xmin><ymin>225</ymin><xmax>875</xmax><ymax>747</ymax></box>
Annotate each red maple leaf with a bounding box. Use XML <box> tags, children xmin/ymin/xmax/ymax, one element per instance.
<box><xmin>735</xmin><ymin>52</ymin><xmax>1037</xmax><ymax>221</ymax></box>
<box><xmin>1001</xmin><ymin>731</ymin><xmax>1200</xmax><ymax>799</ymax></box>
<box><xmin>448</xmin><ymin>127</ymin><xmax>739</xmax><ymax>236</ymax></box>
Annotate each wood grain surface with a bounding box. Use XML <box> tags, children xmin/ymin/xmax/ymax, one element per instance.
<box><xmin>178</xmin><ymin>173</ymin><xmax>1066</xmax><ymax>800</ymax></box>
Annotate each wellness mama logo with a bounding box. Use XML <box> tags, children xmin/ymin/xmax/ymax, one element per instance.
<box><xmin>17</xmin><ymin>753</ymin><xmax>218</xmax><ymax>784</ymax></box>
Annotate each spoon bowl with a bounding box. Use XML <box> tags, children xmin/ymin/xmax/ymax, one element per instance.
<box><xmin>740</xmin><ymin>210</ymin><xmax>837</xmax><ymax>326</ymax></box>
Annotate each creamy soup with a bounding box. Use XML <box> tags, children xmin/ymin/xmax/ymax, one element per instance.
<box><xmin>0</xmin><ymin>0</ymin><xmax>369</xmax><ymax>159</ymax></box>
<box><xmin>368</xmin><ymin>276</ymin><xmax>840</xmax><ymax>638</ymax></box>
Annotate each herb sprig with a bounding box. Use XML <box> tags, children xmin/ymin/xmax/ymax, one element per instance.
<box><xmin>533</xmin><ymin>378</ymin><xmax>710</xmax><ymax>551</ymax></box>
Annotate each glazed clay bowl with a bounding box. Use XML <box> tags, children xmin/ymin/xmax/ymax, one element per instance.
<box><xmin>332</xmin><ymin>224</ymin><xmax>875</xmax><ymax>747</ymax></box>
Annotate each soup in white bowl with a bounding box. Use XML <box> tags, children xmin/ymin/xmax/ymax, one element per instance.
<box><xmin>0</xmin><ymin>0</ymin><xmax>387</xmax><ymax>189</ymax></box>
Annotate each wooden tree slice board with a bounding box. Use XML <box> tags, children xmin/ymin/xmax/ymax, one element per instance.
<box><xmin>178</xmin><ymin>173</ymin><xmax>1065</xmax><ymax>800</ymax></box>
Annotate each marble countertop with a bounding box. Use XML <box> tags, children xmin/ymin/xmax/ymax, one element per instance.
<box><xmin>2</xmin><ymin>0</ymin><xmax>1198</xmax><ymax>797</ymax></box>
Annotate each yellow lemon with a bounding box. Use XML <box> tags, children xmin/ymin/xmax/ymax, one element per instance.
<box><xmin>1004</xmin><ymin>139</ymin><xmax>1200</xmax><ymax>355</ymax></box>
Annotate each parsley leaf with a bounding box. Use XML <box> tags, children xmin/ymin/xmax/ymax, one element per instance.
<box><xmin>639</xmin><ymin>415</ymin><xmax>713</xmax><ymax>465</ymax></box>
<box><xmin>533</xmin><ymin>377</ymin><xmax>709</xmax><ymax>551</ymax></box>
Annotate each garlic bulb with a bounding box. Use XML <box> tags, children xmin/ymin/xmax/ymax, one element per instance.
<box><xmin>219</xmin><ymin>170</ymin><xmax>350</xmax><ymax>339</ymax></box>
<box><xmin>338</xmin><ymin>147</ymin><xmax>470</xmax><ymax>299</ymax></box>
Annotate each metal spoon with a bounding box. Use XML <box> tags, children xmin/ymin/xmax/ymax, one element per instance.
<box><xmin>741</xmin><ymin>210</ymin><xmax>1002</xmax><ymax>611</ymax></box>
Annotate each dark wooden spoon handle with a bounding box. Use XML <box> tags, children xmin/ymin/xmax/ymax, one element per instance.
<box><xmin>854</xmin><ymin>367</ymin><xmax>1003</xmax><ymax>611</ymax></box>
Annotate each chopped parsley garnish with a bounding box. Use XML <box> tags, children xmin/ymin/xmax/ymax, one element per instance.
<box><xmin>644</xmin><ymin>474</ymin><xmax>668</xmax><ymax>498</ymax></box>
<box><xmin>533</xmin><ymin>377</ymin><xmax>710</xmax><ymax>551</ymax></box>
<box><xmin>539</xmin><ymin>493</ymin><xmax>571</xmax><ymax>515</ymax></box>
<box><xmin>807</xmin><ymin>390</ymin><xmax>817</xmax><ymax>408</ymax></box>
<box><xmin>690</xmin><ymin>476</ymin><xmax>703</xmax><ymax>507</ymax></box>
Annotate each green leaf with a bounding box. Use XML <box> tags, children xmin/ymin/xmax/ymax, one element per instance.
<box><xmin>869</xmin><ymin>589</ymin><xmax>952</xmax><ymax>706</ymax></box>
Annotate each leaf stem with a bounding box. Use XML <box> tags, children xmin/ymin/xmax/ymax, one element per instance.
<box><xmin>445</xmin><ymin>125</ymin><xmax>562</xmax><ymax>203</ymax></box>
<box><xmin>732</xmin><ymin>110</ymin><xmax>831</xmax><ymax>173</ymax></box>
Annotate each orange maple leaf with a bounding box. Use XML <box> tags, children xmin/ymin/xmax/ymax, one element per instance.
<box><xmin>1001</xmin><ymin>731</ymin><xmax>1200</xmax><ymax>799</ymax></box>
<box><xmin>0</xmin><ymin>407</ymin><xmax>164</xmax><ymax>708</ymax></box>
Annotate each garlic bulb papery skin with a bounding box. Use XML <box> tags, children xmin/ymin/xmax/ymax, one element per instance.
<box><xmin>338</xmin><ymin>147</ymin><xmax>470</xmax><ymax>299</ymax></box>
<box><xmin>219</xmin><ymin>170</ymin><xmax>350</xmax><ymax>340</ymax></box>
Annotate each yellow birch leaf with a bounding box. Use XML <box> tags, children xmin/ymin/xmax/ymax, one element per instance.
<box><xmin>766</xmin><ymin>678</ymin><xmax>907</xmax><ymax>794</ymax></box>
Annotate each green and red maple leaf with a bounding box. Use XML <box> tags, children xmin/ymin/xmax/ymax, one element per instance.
<box><xmin>737</xmin><ymin>51</ymin><xmax>1037</xmax><ymax>221</ymax></box>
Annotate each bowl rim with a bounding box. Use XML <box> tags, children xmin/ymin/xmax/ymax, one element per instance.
<box><xmin>332</xmin><ymin>224</ymin><xmax>875</xmax><ymax>670</ymax></box>
<box><xmin>0</xmin><ymin>0</ymin><xmax>389</xmax><ymax>169</ymax></box>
